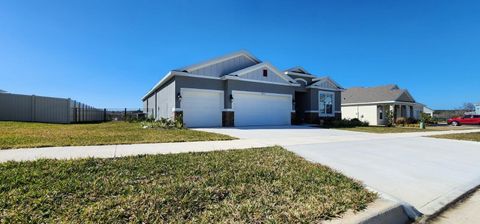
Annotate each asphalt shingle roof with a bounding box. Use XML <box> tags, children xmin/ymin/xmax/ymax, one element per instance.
<box><xmin>342</xmin><ymin>84</ymin><xmax>415</xmax><ymax>104</ymax></box>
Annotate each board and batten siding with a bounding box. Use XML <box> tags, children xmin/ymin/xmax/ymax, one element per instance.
<box><xmin>143</xmin><ymin>80</ymin><xmax>175</xmax><ymax>120</ymax></box>
<box><xmin>240</xmin><ymin>67</ymin><xmax>289</xmax><ymax>84</ymax></box>
<box><xmin>0</xmin><ymin>93</ymin><xmax>103</xmax><ymax>124</ymax></box>
<box><xmin>189</xmin><ymin>55</ymin><xmax>257</xmax><ymax>77</ymax></box>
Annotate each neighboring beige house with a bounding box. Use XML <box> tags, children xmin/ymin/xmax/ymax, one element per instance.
<box><xmin>341</xmin><ymin>85</ymin><xmax>425</xmax><ymax>125</ymax></box>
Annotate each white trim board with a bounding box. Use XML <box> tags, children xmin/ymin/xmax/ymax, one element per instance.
<box><xmin>294</xmin><ymin>78</ymin><xmax>308</xmax><ymax>85</ymax></box>
<box><xmin>318</xmin><ymin>90</ymin><xmax>336</xmax><ymax>117</ymax></box>
<box><xmin>306</xmin><ymin>86</ymin><xmax>344</xmax><ymax>91</ymax></box>
<box><xmin>311</xmin><ymin>76</ymin><xmax>344</xmax><ymax>90</ymax></box>
<box><xmin>285</xmin><ymin>71</ymin><xmax>316</xmax><ymax>78</ymax></box>
<box><xmin>229</xmin><ymin>62</ymin><xmax>297</xmax><ymax>84</ymax></box>
<box><xmin>341</xmin><ymin>101</ymin><xmax>418</xmax><ymax>106</ymax></box>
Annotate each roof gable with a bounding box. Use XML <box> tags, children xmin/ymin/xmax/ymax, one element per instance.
<box><xmin>228</xmin><ymin>62</ymin><xmax>296</xmax><ymax>84</ymax></box>
<box><xmin>177</xmin><ymin>50</ymin><xmax>261</xmax><ymax>77</ymax></box>
<box><xmin>286</xmin><ymin>66</ymin><xmax>309</xmax><ymax>74</ymax></box>
<box><xmin>309</xmin><ymin>76</ymin><xmax>343</xmax><ymax>90</ymax></box>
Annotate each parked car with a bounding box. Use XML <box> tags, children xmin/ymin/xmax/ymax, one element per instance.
<box><xmin>447</xmin><ymin>115</ymin><xmax>480</xmax><ymax>126</ymax></box>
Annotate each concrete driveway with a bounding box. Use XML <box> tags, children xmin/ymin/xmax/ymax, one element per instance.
<box><xmin>197</xmin><ymin>126</ymin><xmax>480</xmax><ymax>218</ymax></box>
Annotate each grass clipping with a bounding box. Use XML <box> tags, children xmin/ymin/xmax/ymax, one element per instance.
<box><xmin>0</xmin><ymin>147</ymin><xmax>376</xmax><ymax>223</ymax></box>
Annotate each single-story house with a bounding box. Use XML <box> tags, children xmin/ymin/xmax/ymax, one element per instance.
<box><xmin>142</xmin><ymin>50</ymin><xmax>344</xmax><ymax>127</ymax></box>
<box><xmin>341</xmin><ymin>85</ymin><xmax>425</xmax><ymax>125</ymax></box>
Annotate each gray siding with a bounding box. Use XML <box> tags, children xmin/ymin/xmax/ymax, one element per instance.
<box><xmin>305</xmin><ymin>89</ymin><xmax>341</xmax><ymax>112</ymax></box>
<box><xmin>173</xmin><ymin>76</ymin><xmax>295</xmax><ymax>110</ymax></box>
<box><xmin>189</xmin><ymin>55</ymin><xmax>257</xmax><ymax>77</ymax></box>
<box><xmin>143</xmin><ymin>79</ymin><xmax>175</xmax><ymax>120</ymax></box>
<box><xmin>226</xmin><ymin>80</ymin><xmax>294</xmax><ymax>109</ymax></box>
<box><xmin>241</xmin><ymin>67</ymin><xmax>289</xmax><ymax>84</ymax></box>
<box><xmin>174</xmin><ymin>76</ymin><xmax>225</xmax><ymax>108</ymax></box>
<box><xmin>156</xmin><ymin>80</ymin><xmax>175</xmax><ymax>119</ymax></box>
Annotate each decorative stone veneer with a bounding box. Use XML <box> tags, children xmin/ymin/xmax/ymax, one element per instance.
<box><xmin>173</xmin><ymin>111</ymin><xmax>183</xmax><ymax>124</ymax></box>
<box><xmin>304</xmin><ymin>112</ymin><xmax>319</xmax><ymax>124</ymax></box>
<box><xmin>334</xmin><ymin>112</ymin><xmax>342</xmax><ymax>120</ymax></box>
<box><xmin>291</xmin><ymin>112</ymin><xmax>298</xmax><ymax>125</ymax></box>
<box><xmin>222</xmin><ymin>111</ymin><xmax>234</xmax><ymax>127</ymax></box>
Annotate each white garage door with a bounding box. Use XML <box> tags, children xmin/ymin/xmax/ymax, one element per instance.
<box><xmin>233</xmin><ymin>91</ymin><xmax>291</xmax><ymax>126</ymax></box>
<box><xmin>181</xmin><ymin>88</ymin><xmax>223</xmax><ymax>128</ymax></box>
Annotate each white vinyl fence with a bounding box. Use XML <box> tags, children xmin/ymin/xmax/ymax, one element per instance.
<box><xmin>0</xmin><ymin>93</ymin><xmax>104</xmax><ymax>124</ymax></box>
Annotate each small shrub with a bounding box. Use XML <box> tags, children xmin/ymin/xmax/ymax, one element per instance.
<box><xmin>326</xmin><ymin>118</ymin><xmax>369</xmax><ymax>128</ymax></box>
<box><xmin>141</xmin><ymin>117</ymin><xmax>184</xmax><ymax>129</ymax></box>
<box><xmin>384</xmin><ymin>109</ymin><xmax>394</xmax><ymax>127</ymax></box>
<box><xmin>395</xmin><ymin>117</ymin><xmax>407</xmax><ymax>126</ymax></box>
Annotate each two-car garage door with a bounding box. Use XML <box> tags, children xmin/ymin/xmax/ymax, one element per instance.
<box><xmin>181</xmin><ymin>89</ymin><xmax>291</xmax><ymax>127</ymax></box>
<box><xmin>233</xmin><ymin>91</ymin><xmax>291</xmax><ymax>126</ymax></box>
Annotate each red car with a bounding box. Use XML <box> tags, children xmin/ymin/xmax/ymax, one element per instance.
<box><xmin>448</xmin><ymin>115</ymin><xmax>480</xmax><ymax>126</ymax></box>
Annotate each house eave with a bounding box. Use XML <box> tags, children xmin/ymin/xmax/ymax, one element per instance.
<box><xmin>341</xmin><ymin>101</ymin><xmax>420</xmax><ymax>106</ymax></box>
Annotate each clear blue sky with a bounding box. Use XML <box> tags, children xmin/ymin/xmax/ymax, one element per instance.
<box><xmin>1</xmin><ymin>0</ymin><xmax>479</xmax><ymax>109</ymax></box>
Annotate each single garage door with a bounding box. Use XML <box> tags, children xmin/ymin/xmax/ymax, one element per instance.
<box><xmin>181</xmin><ymin>88</ymin><xmax>223</xmax><ymax>127</ymax></box>
<box><xmin>233</xmin><ymin>91</ymin><xmax>291</xmax><ymax>126</ymax></box>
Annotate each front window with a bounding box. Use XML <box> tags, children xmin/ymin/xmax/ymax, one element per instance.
<box><xmin>319</xmin><ymin>91</ymin><xmax>334</xmax><ymax>116</ymax></box>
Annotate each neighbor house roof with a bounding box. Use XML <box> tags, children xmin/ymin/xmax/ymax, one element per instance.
<box><xmin>342</xmin><ymin>84</ymin><xmax>416</xmax><ymax>105</ymax></box>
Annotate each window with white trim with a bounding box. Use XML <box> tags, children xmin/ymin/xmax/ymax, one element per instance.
<box><xmin>319</xmin><ymin>91</ymin><xmax>335</xmax><ymax>116</ymax></box>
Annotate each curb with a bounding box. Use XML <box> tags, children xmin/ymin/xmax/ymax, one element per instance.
<box><xmin>416</xmin><ymin>184</ymin><xmax>480</xmax><ymax>223</ymax></box>
<box><xmin>326</xmin><ymin>199</ymin><xmax>412</xmax><ymax>224</ymax></box>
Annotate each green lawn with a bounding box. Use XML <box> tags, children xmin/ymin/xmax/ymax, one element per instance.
<box><xmin>431</xmin><ymin>132</ymin><xmax>480</xmax><ymax>142</ymax></box>
<box><xmin>0</xmin><ymin>121</ymin><xmax>234</xmax><ymax>149</ymax></box>
<box><xmin>0</xmin><ymin>147</ymin><xmax>376</xmax><ymax>223</ymax></box>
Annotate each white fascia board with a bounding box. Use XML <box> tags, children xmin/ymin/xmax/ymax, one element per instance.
<box><xmin>142</xmin><ymin>71</ymin><xmax>174</xmax><ymax>100</ymax></box>
<box><xmin>229</xmin><ymin>62</ymin><xmax>296</xmax><ymax>84</ymax></box>
<box><xmin>286</xmin><ymin>66</ymin><xmax>310</xmax><ymax>74</ymax></box>
<box><xmin>174</xmin><ymin>71</ymin><xmax>222</xmax><ymax>80</ymax></box>
<box><xmin>312</xmin><ymin>76</ymin><xmax>344</xmax><ymax>90</ymax></box>
<box><xmin>306</xmin><ymin>86</ymin><xmax>345</xmax><ymax>91</ymax></box>
<box><xmin>141</xmin><ymin>71</ymin><xmax>222</xmax><ymax>101</ymax></box>
<box><xmin>177</xmin><ymin>50</ymin><xmax>261</xmax><ymax>72</ymax></box>
<box><xmin>285</xmin><ymin>71</ymin><xmax>316</xmax><ymax>78</ymax></box>
<box><xmin>341</xmin><ymin>101</ymin><xmax>419</xmax><ymax>106</ymax></box>
<box><xmin>223</xmin><ymin>75</ymin><xmax>300</xmax><ymax>87</ymax></box>
<box><xmin>400</xmin><ymin>90</ymin><xmax>416</xmax><ymax>103</ymax></box>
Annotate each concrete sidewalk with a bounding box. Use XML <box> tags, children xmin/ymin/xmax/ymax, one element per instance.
<box><xmin>1</xmin><ymin>128</ymin><xmax>477</xmax><ymax>163</ymax></box>
<box><xmin>431</xmin><ymin>188</ymin><xmax>480</xmax><ymax>224</ymax></box>
<box><xmin>0</xmin><ymin>139</ymin><xmax>270</xmax><ymax>163</ymax></box>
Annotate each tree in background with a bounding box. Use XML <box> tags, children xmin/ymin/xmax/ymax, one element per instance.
<box><xmin>461</xmin><ymin>102</ymin><xmax>475</xmax><ymax>112</ymax></box>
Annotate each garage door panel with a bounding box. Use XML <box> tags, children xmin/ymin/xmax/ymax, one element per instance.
<box><xmin>233</xmin><ymin>91</ymin><xmax>291</xmax><ymax>127</ymax></box>
<box><xmin>181</xmin><ymin>89</ymin><xmax>223</xmax><ymax>128</ymax></box>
